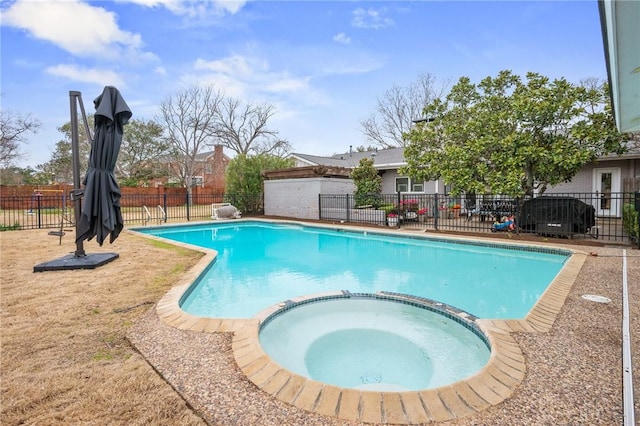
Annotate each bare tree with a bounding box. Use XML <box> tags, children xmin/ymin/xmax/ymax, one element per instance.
<box><xmin>157</xmin><ymin>85</ymin><xmax>223</xmax><ymax>193</ymax></box>
<box><xmin>211</xmin><ymin>97</ymin><xmax>291</xmax><ymax>156</ymax></box>
<box><xmin>360</xmin><ymin>73</ymin><xmax>447</xmax><ymax>148</ymax></box>
<box><xmin>0</xmin><ymin>109</ymin><xmax>41</xmax><ymax>168</ymax></box>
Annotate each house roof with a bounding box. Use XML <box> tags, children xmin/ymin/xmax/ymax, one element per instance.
<box><xmin>263</xmin><ymin>165</ymin><xmax>352</xmax><ymax>180</ymax></box>
<box><xmin>599</xmin><ymin>0</ymin><xmax>640</xmax><ymax>133</ymax></box>
<box><xmin>290</xmin><ymin>147</ymin><xmax>405</xmax><ymax>169</ymax></box>
<box><xmin>195</xmin><ymin>149</ymin><xmax>231</xmax><ymax>162</ymax></box>
<box><xmin>293</xmin><ymin>142</ymin><xmax>639</xmax><ymax>169</ymax></box>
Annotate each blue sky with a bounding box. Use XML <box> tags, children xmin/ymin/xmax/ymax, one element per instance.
<box><xmin>2</xmin><ymin>0</ymin><xmax>607</xmax><ymax>169</ymax></box>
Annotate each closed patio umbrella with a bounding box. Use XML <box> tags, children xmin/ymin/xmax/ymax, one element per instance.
<box><xmin>76</xmin><ymin>86</ymin><xmax>132</xmax><ymax>246</ymax></box>
<box><xmin>34</xmin><ymin>88</ymin><xmax>132</xmax><ymax>272</ymax></box>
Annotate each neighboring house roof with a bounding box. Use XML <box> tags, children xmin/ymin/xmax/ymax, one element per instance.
<box><xmin>290</xmin><ymin>147</ymin><xmax>405</xmax><ymax>170</ymax></box>
<box><xmin>195</xmin><ymin>150</ymin><xmax>231</xmax><ymax>162</ymax></box>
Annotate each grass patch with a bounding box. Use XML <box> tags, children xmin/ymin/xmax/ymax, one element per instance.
<box><xmin>92</xmin><ymin>351</ymin><xmax>114</xmax><ymax>361</ymax></box>
<box><xmin>0</xmin><ymin>221</ymin><xmax>21</xmax><ymax>231</ymax></box>
<box><xmin>146</xmin><ymin>238</ymin><xmax>199</xmax><ymax>257</ymax></box>
<box><xmin>1</xmin><ymin>230</ymin><xmax>206</xmax><ymax>425</ymax></box>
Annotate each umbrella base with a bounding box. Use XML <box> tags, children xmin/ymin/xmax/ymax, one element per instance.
<box><xmin>34</xmin><ymin>252</ymin><xmax>119</xmax><ymax>272</ymax></box>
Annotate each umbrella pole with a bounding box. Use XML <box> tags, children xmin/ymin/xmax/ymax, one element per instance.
<box><xmin>69</xmin><ymin>91</ymin><xmax>86</xmax><ymax>257</ymax></box>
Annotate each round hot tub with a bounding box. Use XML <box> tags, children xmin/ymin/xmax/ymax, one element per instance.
<box><xmin>258</xmin><ymin>294</ymin><xmax>490</xmax><ymax>391</ymax></box>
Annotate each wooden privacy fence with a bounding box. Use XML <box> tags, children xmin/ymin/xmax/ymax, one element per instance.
<box><xmin>0</xmin><ymin>188</ymin><xmax>263</xmax><ymax>231</ymax></box>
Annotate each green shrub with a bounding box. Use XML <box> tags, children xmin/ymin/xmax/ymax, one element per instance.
<box><xmin>351</xmin><ymin>158</ymin><xmax>382</xmax><ymax>208</ymax></box>
<box><xmin>379</xmin><ymin>204</ymin><xmax>398</xmax><ymax>215</ymax></box>
<box><xmin>622</xmin><ymin>203</ymin><xmax>639</xmax><ymax>239</ymax></box>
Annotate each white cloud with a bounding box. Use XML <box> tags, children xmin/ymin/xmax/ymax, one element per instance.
<box><xmin>194</xmin><ymin>55</ymin><xmax>260</xmax><ymax>77</ymax></box>
<box><xmin>119</xmin><ymin>0</ymin><xmax>247</xmax><ymax>17</ymax></box>
<box><xmin>333</xmin><ymin>32</ymin><xmax>351</xmax><ymax>45</ymax></box>
<box><xmin>2</xmin><ymin>0</ymin><xmax>150</xmax><ymax>62</ymax></box>
<box><xmin>189</xmin><ymin>54</ymin><xmax>328</xmax><ymax>108</ymax></box>
<box><xmin>352</xmin><ymin>7</ymin><xmax>395</xmax><ymax>29</ymax></box>
<box><xmin>46</xmin><ymin>64</ymin><xmax>126</xmax><ymax>88</ymax></box>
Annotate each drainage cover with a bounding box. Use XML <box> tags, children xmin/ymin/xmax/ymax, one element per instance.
<box><xmin>581</xmin><ymin>294</ymin><xmax>612</xmax><ymax>303</ymax></box>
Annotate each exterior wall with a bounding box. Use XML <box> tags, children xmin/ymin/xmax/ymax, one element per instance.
<box><xmin>545</xmin><ymin>165</ymin><xmax>594</xmax><ymax>193</ymax></box>
<box><xmin>546</xmin><ymin>159</ymin><xmax>632</xmax><ymax>193</ymax></box>
<box><xmin>382</xmin><ymin>169</ymin><xmax>443</xmax><ymax>194</ymax></box>
<box><xmin>381</xmin><ymin>170</ymin><xmax>399</xmax><ymax>193</ymax></box>
<box><xmin>293</xmin><ymin>158</ymin><xmax>313</xmax><ymax>167</ymax></box>
<box><xmin>264</xmin><ymin>177</ymin><xmax>355</xmax><ymax>219</ymax></box>
<box><xmin>206</xmin><ymin>145</ymin><xmax>228</xmax><ymax>191</ymax></box>
<box><xmin>160</xmin><ymin>145</ymin><xmax>229</xmax><ymax>189</ymax></box>
<box><xmin>383</xmin><ymin>161</ymin><xmax>636</xmax><ymax>195</ymax></box>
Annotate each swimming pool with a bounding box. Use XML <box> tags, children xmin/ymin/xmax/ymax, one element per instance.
<box><xmin>136</xmin><ymin>220</ymin><xmax>570</xmax><ymax>319</ymax></box>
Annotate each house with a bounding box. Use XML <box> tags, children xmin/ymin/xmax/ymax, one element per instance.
<box><xmin>291</xmin><ymin>147</ymin><xmax>443</xmax><ymax>194</ymax></box>
<box><xmin>192</xmin><ymin>145</ymin><xmax>230</xmax><ymax>190</ymax></box>
<box><xmin>159</xmin><ymin>145</ymin><xmax>230</xmax><ymax>190</ymax></box>
<box><xmin>289</xmin><ymin>145</ymin><xmax>640</xmax><ymax>217</ymax></box>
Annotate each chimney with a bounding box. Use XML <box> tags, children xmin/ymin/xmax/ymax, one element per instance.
<box><xmin>212</xmin><ymin>145</ymin><xmax>226</xmax><ymax>191</ymax></box>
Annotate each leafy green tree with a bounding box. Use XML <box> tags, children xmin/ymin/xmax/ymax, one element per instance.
<box><xmin>116</xmin><ymin>118</ymin><xmax>172</xmax><ymax>186</ymax></box>
<box><xmin>402</xmin><ymin>70</ymin><xmax>626</xmax><ymax>197</ymax></box>
<box><xmin>38</xmin><ymin>140</ymin><xmax>76</xmax><ymax>183</ymax></box>
<box><xmin>350</xmin><ymin>158</ymin><xmax>382</xmax><ymax>207</ymax></box>
<box><xmin>38</xmin><ymin>115</ymin><xmax>94</xmax><ymax>183</ymax></box>
<box><xmin>0</xmin><ymin>166</ymin><xmax>49</xmax><ymax>185</ymax></box>
<box><xmin>225</xmin><ymin>154</ymin><xmax>293</xmax><ymax>213</ymax></box>
<box><xmin>38</xmin><ymin>116</ymin><xmax>171</xmax><ymax>187</ymax></box>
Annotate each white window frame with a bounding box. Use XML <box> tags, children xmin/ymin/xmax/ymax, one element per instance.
<box><xmin>395</xmin><ymin>177</ymin><xmax>409</xmax><ymax>192</ymax></box>
<box><xmin>395</xmin><ymin>176</ymin><xmax>425</xmax><ymax>193</ymax></box>
<box><xmin>191</xmin><ymin>175</ymin><xmax>204</xmax><ymax>188</ymax></box>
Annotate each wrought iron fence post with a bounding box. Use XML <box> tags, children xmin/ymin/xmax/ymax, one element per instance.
<box><xmin>163</xmin><ymin>193</ymin><xmax>168</xmax><ymax>222</ymax></box>
<box><xmin>36</xmin><ymin>193</ymin><xmax>42</xmax><ymax>228</ymax></box>
<box><xmin>346</xmin><ymin>194</ymin><xmax>351</xmax><ymax>223</ymax></box>
<box><xmin>433</xmin><ymin>193</ymin><xmax>439</xmax><ymax>230</ymax></box>
<box><xmin>515</xmin><ymin>196</ymin><xmax>521</xmax><ymax>234</ymax></box>
<box><xmin>186</xmin><ymin>190</ymin><xmax>190</xmax><ymax>221</ymax></box>
<box><xmin>396</xmin><ymin>192</ymin><xmax>401</xmax><ymax>228</ymax></box>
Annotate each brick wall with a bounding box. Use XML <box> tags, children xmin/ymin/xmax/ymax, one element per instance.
<box><xmin>264</xmin><ymin>177</ymin><xmax>355</xmax><ymax>219</ymax></box>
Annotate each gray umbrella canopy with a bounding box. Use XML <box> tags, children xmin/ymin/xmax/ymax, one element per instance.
<box><xmin>76</xmin><ymin>86</ymin><xmax>132</xmax><ymax>246</ymax></box>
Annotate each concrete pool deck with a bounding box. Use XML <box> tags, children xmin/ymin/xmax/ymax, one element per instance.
<box><xmin>129</xmin><ymin>219</ymin><xmax>622</xmax><ymax>424</ymax></box>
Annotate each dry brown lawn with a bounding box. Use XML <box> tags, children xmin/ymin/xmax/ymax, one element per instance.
<box><xmin>1</xmin><ymin>228</ymin><xmax>207</xmax><ymax>425</ymax></box>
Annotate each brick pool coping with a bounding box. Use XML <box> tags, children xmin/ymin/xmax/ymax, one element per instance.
<box><xmin>138</xmin><ymin>219</ymin><xmax>587</xmax><ymax>423</ymax></box>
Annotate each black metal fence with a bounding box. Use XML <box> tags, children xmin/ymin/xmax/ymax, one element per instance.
<box><xmin>0</xmin><ymin>191</ymin><xmax>263</xmax><ymax>231</ymax></box>
<box><xmin>4</xmin><ymin>189</ymin><xmax>639</xmax><ymax>246</ymax></box>
<box><xmin>319</xmin><ymin>192</ymin><xmax>640</xmax><ymax>246</ymax></box>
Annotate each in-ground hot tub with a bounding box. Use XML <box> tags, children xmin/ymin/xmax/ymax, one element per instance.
<box><xmin>258</xmin><ymin>293</ymin><xmax>491</xmax><ymax>392</ymax></box>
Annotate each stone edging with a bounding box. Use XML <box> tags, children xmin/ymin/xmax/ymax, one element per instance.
<box><xmin>131</xmin><ymin>222</ymin><xmax>587</xmax><ymax>423</ymax></box>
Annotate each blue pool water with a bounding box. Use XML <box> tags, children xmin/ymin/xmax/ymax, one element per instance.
<box><xmin>136</xmin><ymin>221</ymin><xmax>569</xmax><ymax>319</ymax></box>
